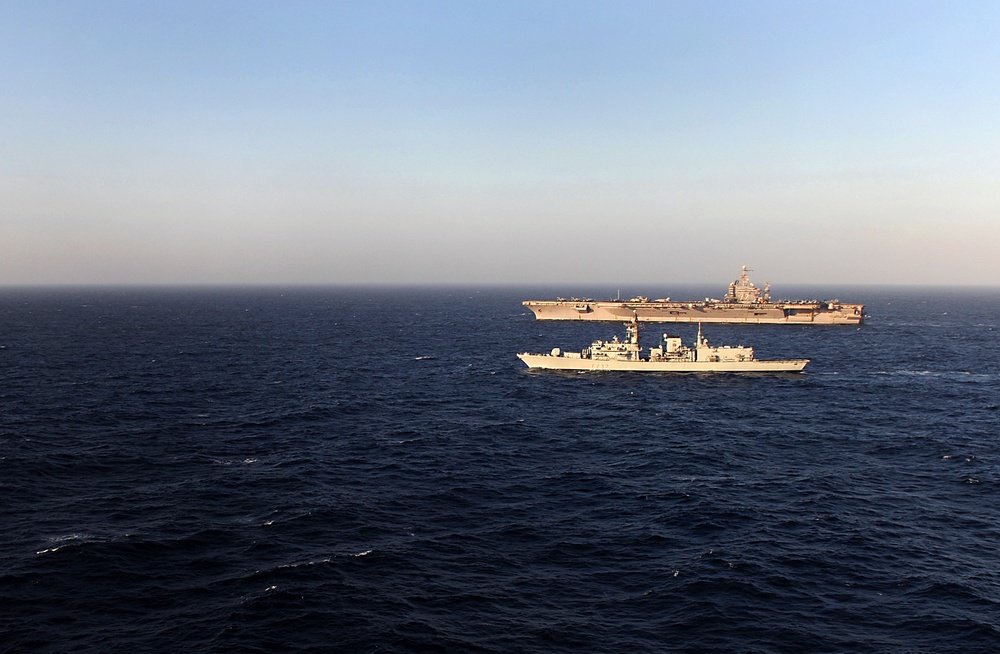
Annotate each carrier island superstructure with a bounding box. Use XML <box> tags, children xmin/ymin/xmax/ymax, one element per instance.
<box><xmin>523</xmin><ymin>266</ymin><xmax>864</xmax><ymax>325</ymax></box>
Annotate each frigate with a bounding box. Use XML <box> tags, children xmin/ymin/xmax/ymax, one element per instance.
<box><xmin>523</xmin><ymin>266</ymin><xmax>863</xmax><ymax>325</ymax></box>
<box><xmin>517</xmin><ymin>315</ymin><xmax>809</xmax><ymax>373</ymax></box>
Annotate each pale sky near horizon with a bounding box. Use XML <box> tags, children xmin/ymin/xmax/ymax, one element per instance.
<box><xmin>3</xmin><ymin>1</ymin><xmax>999</xmax><ymax>286</ymax></box>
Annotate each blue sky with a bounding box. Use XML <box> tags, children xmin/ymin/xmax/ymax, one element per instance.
<box><xmin>3</xmin><ymin>1</ymin><xmax>999</xmax><ymax>286</ymax></box>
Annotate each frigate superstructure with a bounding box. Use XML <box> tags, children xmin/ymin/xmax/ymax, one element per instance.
<box><xmin>517</xmin><ymin>315</ymin><xmax>809</xmax><ymax>373</ymax></box>
<box><xmin>523</xmin><ymin>266</ymin><xmax>863</xmax><ymax>325</ymax></box>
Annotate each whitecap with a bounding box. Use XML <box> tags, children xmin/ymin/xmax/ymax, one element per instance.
<box><xmin>50</xmin><ymin>533</ymin><xmax>86</xmax><ymax>543</ymax></box>
<box><xmin>277</xmin><ymin>557</ymin><xmax>332</xmax><ymax>569</ymax></box>
<box><xmin>36</xmin><ymin>533</ymin><xmax>95</xmax><ymax>555</ymax></box>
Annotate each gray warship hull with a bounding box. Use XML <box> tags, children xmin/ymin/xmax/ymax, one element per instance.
<box><xmin>517</xmin><ymin>352</ymin><xmax>809</xmax><ymax>372</ymax></box>
<box><xmin>517</xmin><ymin>316</ymin><xmax>809</xmax><ymax>373</ymax></box>
<box><xmin>522</xmin><ymin>299</ymin><xmax>863</xmax><ymax>325</ymax></box>
<box><xmin>523</xmin><ymin>266</ymin><xmax>863</xmax><ymax>325</ymax></box>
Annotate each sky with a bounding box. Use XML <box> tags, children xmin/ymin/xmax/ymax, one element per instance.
<box><xmin>3</xmin><ymin>0</ymin><xmax>999</xmax><ymax>286</ymax></box>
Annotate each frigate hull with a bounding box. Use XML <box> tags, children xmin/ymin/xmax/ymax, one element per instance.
<box><xmin>517</xmin><ymin>352</ymin><xmax>809</xmax><ymax>373</ymax></box>
<box><xmin>517</xmin><ymin>316</ymin><xmax>810</xmax><ymax>373</ymax></box>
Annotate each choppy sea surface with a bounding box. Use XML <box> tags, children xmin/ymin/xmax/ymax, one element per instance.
<box><xmin>2</xmin><ymin>285</ymin><xmax>999</xmax><ymax>653</ymax></box>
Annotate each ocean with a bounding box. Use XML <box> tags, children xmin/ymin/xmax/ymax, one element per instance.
<box><xmin>1</xmin><ymin>285</ymin><xmax>999</xmax><ymax>653</ymax></box>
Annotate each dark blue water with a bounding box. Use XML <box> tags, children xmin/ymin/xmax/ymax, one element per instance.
<box><xmin>2</xmin><ymin>286</ymin><xmax>999</xmax><ymax>653</ymax></box>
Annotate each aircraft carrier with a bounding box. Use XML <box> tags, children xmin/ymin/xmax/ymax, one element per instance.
<box><xmin>522</xmin><ymin>266</ymin><xmax>864</xmax><ymax>325</ymax></box>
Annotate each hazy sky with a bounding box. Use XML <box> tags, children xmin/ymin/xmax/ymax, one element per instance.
<box><xmin>3</xmin><ymin>1</ymin><xmax>999</xmax><ymax>286</ymax></box>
